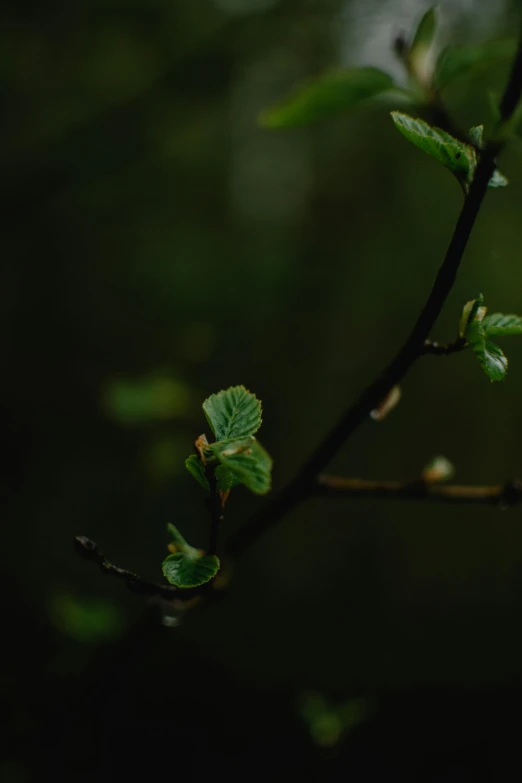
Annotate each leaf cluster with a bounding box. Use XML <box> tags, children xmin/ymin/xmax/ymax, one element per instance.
<box><xmin>162</xmin><ymin>523</ymin><xmax>220</xmax><ymax>588</ymax></box>
<box><xmin>460</xmin><ymin>295</ymin><xmax>522</xmax><ymax>381</ymax></box>
<box><xmin>259</xmin><ymin>8</ymin><xmax>516</xmax><ymax>131</ymax></box>
<box><xmin>194</xmin><ymin>385</ymin><xmax>272</xmax><ymax>496</ymax></box>
<box><xmin>450</xmin><ymin>294</ymin><xmax>522</xmax><ymax>381</ymax></box>
<box><xmin>390</xmin><ymin>114</ymin><xmax>507</xmax><ymax>192</ymax></box>
<box><xmin>155</xmin><ymin>12</ymin><xmax>522</xmax><ymax>592</ymax></box>
<box><xmin>162</xmin><ymin>387</ymin><xmax>273</xmax><ymax>588</ymax></box>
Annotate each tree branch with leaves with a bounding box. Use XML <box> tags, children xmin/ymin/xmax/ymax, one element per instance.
<box><xmin>76</xmin><ymin>7</ymin><xmax>522</xmax><ymax>614</ymax></box>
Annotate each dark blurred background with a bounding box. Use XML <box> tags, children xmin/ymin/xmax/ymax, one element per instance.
<box><xmin>4</xmin><ymin>0</ymin><xmax>522</xmax><ymax>780</ymax></box>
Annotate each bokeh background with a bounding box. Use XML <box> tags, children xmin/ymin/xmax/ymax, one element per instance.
<box><xmin>4</xmin><ymin>0</ymin><xmax>522</xmax><ymax>780</ymax></box>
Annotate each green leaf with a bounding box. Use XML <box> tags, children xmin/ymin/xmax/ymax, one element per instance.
<box><xmin>166</xmin><ymin>523</ymin><xmax>199</xmax><ymax>557</ymax></box>
<box><xmin>435</xmin><ymin>38</ymin><xmax>517</xmax><ymax>90</ymax></box>
<box><xmin>391</xmin><ymin>111</ymin><xmax>474</xmax><ymax>187</ymax></box>
<box><xmin>410</xmin><ymin>7</ymin><xmax>437</xmax><ymax>55</ymax></box>
<box><xmin>162</xmin><ymin>552</ymin><xmax>220</xmax><ymax>588</ymax></box>
<box><xmin>299</xmin><ymin>691</ymin><xmax>368</xmax><ymax>748</ymax></box>
<box><xmin>164</xmin><ymin>523</ymin><xmax>220</xmax><ymax>588</ymax></box>
<box><xmin>408</xmin><ymin>7</ymin><xmax>437</xmax><ymax>86</ymax></box>
<box><xmin>215</xmin><ymin>465</ymin><xmax>240</xmax><ymax>493</ymax></box>
<box><xmin>185</xmin><ymin>454</ymin><xmax>209</xmax><ymax>491</ymax></box>
<box><xmin>203</xmin><ymin>385</ymin><xmax>262</xmax><ymax>441</ymax></box>
<box><xmin>469</xmin><ymin>125</ymin><xmax>484</xmax><ymax>148</ymax></box>
<box><xmin>391</xmin><ymin>112</ymin><xmax>508</xmax><ymax>192</ymax></box>
<box><xmin>103</xmin><ymin>374</ymin><xmax>190</xmax><ymax>426</ymax></box>
<box><xmin>208</xmin><ymin>437</ymin><xmax>272</xmax><ymax>495</ymax></box>
<box><xmin>260</xmin><ymin>67</ymin><xmax>394</xmax><ymax>128</ymax></box>
<box><xmin>48</xmin><ymin>594</ymin><xmax>125</xmax><ymax>644</ymax></box>
<box><xmin>300</xmin><ymin>692</ymin><xmax>342</xmax><ymax>748</ymax></box>
<box><xmin>458</xmin><ymin>293</ymin><xmax>485</xmax><ymax>337</ymax></box>
<box><xmin>482</xmin><ymin>313</ymin><xmax>522</xmax><ymax>336</ymax></box>
<box><xmin>479</xmin><ymin>340</ymin><xmax>508</xmax><ymax>381</ymax></box>
<box><xmin>466</xmin><ymin>321</ymin><xmax>508</xmax><ymax>381</ymax></box>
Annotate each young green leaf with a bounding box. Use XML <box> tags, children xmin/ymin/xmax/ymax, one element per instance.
<box><xmin>477</xmin><ymin>340</ymin><xmax>508</xmax><ymax>381</ymax></box>
<box><xmin>466</xmin><ymin>321</ymin><xmax>508</xmax><ymax>381</ymax></box>
<box><xmin>391</xmin><ymin>112</ymin><xmax>508</xmax><ymax>192</ymax></box>
<box><xmin>164</xmin><ymin>523</ymin><xmax>220</xmax><ymax>588</ymax></box>
<box><xmin>215</xmin><ymin>465</ymin><xmax>240</xmax><ymax>493</ymax></box>
<box><xmin>408</xmin><ymin>7</ymin><xmax>437</xmax><ymax>86</ymax></box>
<box><xmin>208</xmin><ymin>437</ymin><xmax>272</xmax><ymax>495</ymax></box>
<box><xmin>167</xmin><ymin>523</ymin><xmax>199</xmax><ymax>557</ymax></box>
<box><xmin>482</xmin><ymin>313</ymin><xmax>522</xmax><ymax>336</ymax></box>
<box><xmin>458</xmin><ymin>293</ymin><xmax>485</xmax><ymax>338</ymax></box>
<box><xmin>103</xmin><ymin>374</ymin><xmax>190</xmax><ymax>426</ymax></box>
<box><xmin>435</xmin><ymin>38</ymin><xmax>517</xmax><ymax>90</ymax></box>
<box><xmin>410</xmin><ymin>7</ymin><xmax>437</xmax><ymax>55</ymax></box>
<box><xmin>259</xmin><ymin>67</ymin><xmax>394</xmax><ymax>129</ymax></box>
<box><xmin>185</xmin><ymin>454</ymin><xmax>209</xmax><ymax>491</ymax></box>
<box><xmin>203</xmin><ymin>385</ymin><xmax>262</xmax><ymax>441</ymax></box>
<box><xmin>391</xmin><ymin>111</ymin><xmax>474</xmax><ymax>187</ymax></box>
<box><xmin>162</xmin><ymin>552</ymin><xmax>220</xmax><ymax>588</ymax></box>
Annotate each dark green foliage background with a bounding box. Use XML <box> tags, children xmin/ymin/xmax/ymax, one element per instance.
<box><xmin>4</xmin><ymin>0</ymin><xmax>522</xmax><ymax>780</ymax></box>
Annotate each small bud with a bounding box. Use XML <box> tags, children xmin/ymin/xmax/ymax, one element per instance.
<box><xmin>407</xmin><ymin>7</ymin><xmax>438</xmax><ymax>88</ymax></box>
<box><xmin>194</xmin><ymin>433</ymin><xmax>209</xmax><ymax>462</ymax></box>
<box><xmin>422</xmin><ymin>455</ymin><xmax>455</xmax><ymax>484</ymax></box>
<box><xmin>394</xmin><ymin>32</ymin><xmax>409</xmax><ymax>61</ymax></box>
<box><xmin>370</xmin><ymin>385</ymin><xmax>402</xmax><ymax>421</ymax></box>
<box><xmin>74</xmin><ymin>536</ymin><xmax>98</xmax><ymax>559</ymax></box>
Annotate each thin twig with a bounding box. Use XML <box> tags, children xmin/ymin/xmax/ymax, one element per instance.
<box><xmin>315</xmin><ymin>475</ymin><xmax>522</xmax><ymax>507</ymax></box>
<box><xmin>74</xmin><ymin>536</ymin><xmax>202</xmax><ymax>601</ymax></box>
<box><xmin>421</xmin><ymin>337</ymin><xmax>467</xmax><ymax>356</ymax></box>
<box><xmin>225</xmin><ymin>19</ymin><xmax>522</xmax><ymax>558</ymax></box>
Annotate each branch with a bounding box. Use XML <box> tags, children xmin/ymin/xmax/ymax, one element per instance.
<box><xmin>315</xmin><ymin>475</ymin><xmax>522</xmax><ymax>507</ymax></box>
<box><xmin>225</xmin><ymin>20</ymin><xmax>522</xmax><ymax>558</ymax></box>
<box><xmin>74</xmin><ymin>536</ymin><xmax>203</xmax><ymax>602</ymax></box>
<box><xmin>76</xmin><ymin>437</ymin><xmax>225</xmax><ymax>600</ymax></box>
<box><xmin>74</xmin><ymin>21</ymin><xmax>522</xmax><ymax>597</ymax></box>
<box><xmin>421</xmin><ymin>337</ymin><xmax>467</xmax><ymax>356</ymax></box>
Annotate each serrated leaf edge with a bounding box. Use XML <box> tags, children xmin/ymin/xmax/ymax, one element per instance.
<box><xmin>203</xmin><ymin>385</ymin><xmax>263</xmax><ymax>440</ymax></box>
<box><xmin>162</xmin><ymin>552</ymin><xmax>220</xmax><ymax>588</ymax></box>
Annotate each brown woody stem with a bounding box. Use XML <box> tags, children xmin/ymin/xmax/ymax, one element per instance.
<box><xmin>315</xmin><ymin>475</ymin><xmax>522</xmax><ymax>507</ymax></box>
<box><xmin>225</xmin><ymin>19</ymin><xmax>522</xmax><ymax>558</ymax></box>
